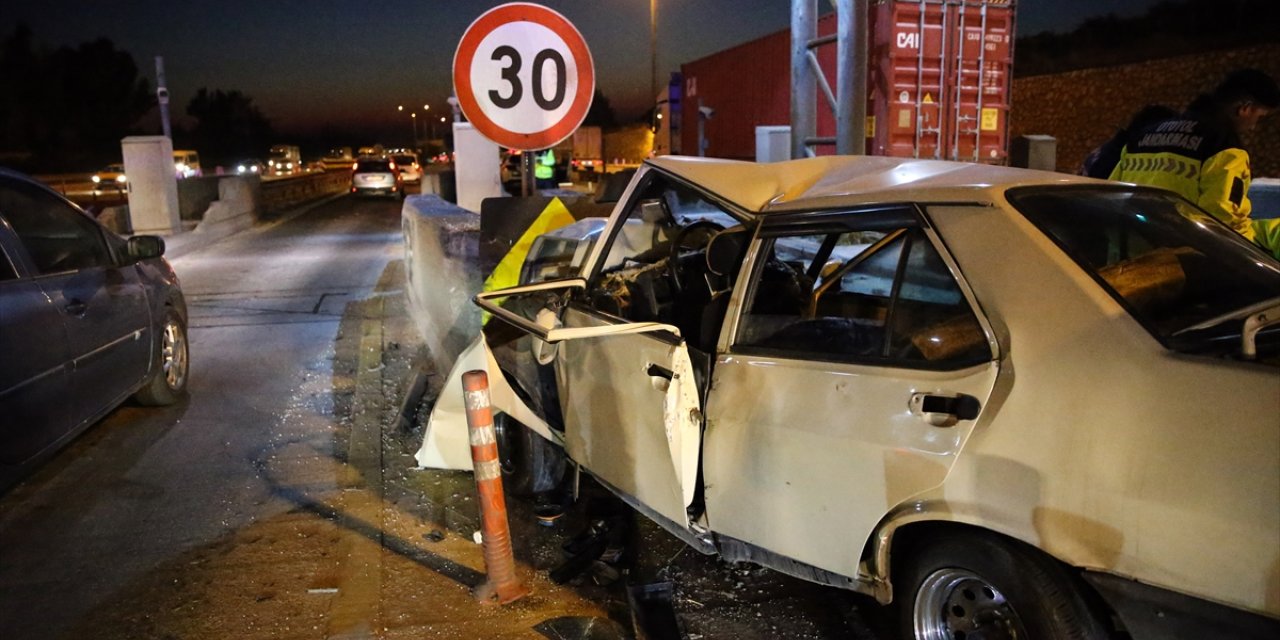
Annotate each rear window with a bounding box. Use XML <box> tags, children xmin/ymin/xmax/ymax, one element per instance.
<box><xmin>355</xmin><ymin>160</ymin><xmax>391</xmax><ymax>172</ymax></box>
<box><xmin>1008</xmin><ymin>186</ymin><xmax>1280</xmax><ymax>354</ymax></box>
<box><xmin>392</xmin><ymin>155</ymin><xmax>415</xmax><ymax>165</ymax></box>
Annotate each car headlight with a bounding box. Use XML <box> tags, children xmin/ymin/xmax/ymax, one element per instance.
<box><xmin>252</xmin><ymin>166</ymin><xmax>259</xmax><ymax>173</ymax></box>
<box><xmin>286</xmin><ymin>162</ymin><xmax>294</xmax><ymax>169</ymax></box>
<box><xmin>117</xmin><ymin>175</ymin><xmax>127</xmax><ymax>183</ymax></box>
<box><xmin>92</xmin><ymin>175</ymin><xmax>101</xmax><ymax>183</ymax></box>
<box><xmin>237</xmin><ymin>165</ymin><xmax>247</xmax><ymax>173</ymax></box>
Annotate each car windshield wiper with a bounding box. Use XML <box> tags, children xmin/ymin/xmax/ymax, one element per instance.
<box><xmin>1171</xmin><ymin>296</ymin><xmax>1280</xmax><ymax>336</ymax></box>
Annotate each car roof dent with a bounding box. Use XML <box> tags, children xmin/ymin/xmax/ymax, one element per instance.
<box><xmin>646</xmin><ymin>155</ymin><xmax>1091</xmax><ymax>214</ymax></box>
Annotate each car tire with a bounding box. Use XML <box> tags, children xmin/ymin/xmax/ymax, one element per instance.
<box><xmin>134</xmin><ymin>308</ymin><xmax>190</xmax><ymax>406</ymax></box>
<box><xmin>896</xmin><ymin>529</ymin><xmax>1111</xmax><ymax>640</ymax></box>
<box><xmin>492</xmin><ymin>412</ymin><xmax>565</xmax><ymax>497</ymax></box>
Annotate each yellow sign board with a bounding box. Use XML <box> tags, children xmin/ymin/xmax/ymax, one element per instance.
<box><xmin>981</xmin><ymin>108</ymin><xmax>1000</xmax><ymax>132</ymax></box>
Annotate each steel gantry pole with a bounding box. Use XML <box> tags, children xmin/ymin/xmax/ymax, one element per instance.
<box><xmin>790</xmin><ymin>0</ymin><xmax>817</xmax><ymax>159</ymax></box>
<box><xmin>791</xmin><ymin>0</ymin><xmax>869</xmax><ymax>158</ymax></box>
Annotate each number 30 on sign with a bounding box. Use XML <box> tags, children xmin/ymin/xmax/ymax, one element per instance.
<box><xmin>453</xmin><ymin>3</ymin><xmax>595</xmax><ymax>150</ymax></box>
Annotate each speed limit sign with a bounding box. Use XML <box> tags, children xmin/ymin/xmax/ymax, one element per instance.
<box><xmin>453</xmin><ymin>3</ymin><xmax>595</xmax><ymax>150</ymax></box>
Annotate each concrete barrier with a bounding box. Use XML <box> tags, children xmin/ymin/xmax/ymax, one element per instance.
<box><xmin>176</xmin><ymin>175</ymin><xmax>223</xmax><ymax>221</ymax></box>
<box><xmin>192</xmin><ymin>176</ymin><xmax>258</xmax><ymax>243</ymax></box>
<box><xmin>401</xmin><ymin>194</ymin><xmax>483</xmax><ymax>378</ymax></box>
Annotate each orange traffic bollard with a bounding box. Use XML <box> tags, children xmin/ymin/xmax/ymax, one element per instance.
<box><xmin>462</xmin><ymin>370</ymin><xmax>530</xmax><ymax>605</ymax></box>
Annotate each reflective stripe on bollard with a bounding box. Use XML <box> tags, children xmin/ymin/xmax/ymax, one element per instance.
<box><xmin>462</xmin><ymin>370</ymin><xmax>530</xmax><ymax>605</ymax></box>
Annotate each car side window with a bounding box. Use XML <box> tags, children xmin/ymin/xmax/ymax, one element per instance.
<box><xmin>0</xmin><ymin>179</ymin><xmax>112</xmax><ymax>274</ymax></box>
<box><xmin>735</xmin><ymin>223</ymin><xmax>991</xmax><ymax>368</ymax></box>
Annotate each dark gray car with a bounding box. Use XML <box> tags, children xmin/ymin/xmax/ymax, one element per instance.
<box><xmin>0</xmin><ymin>169</ymin><xmax>189</xmax><ymax>490</ymax></box>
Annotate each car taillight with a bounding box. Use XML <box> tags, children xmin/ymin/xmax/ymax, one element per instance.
<box><xmin>389</xmin><ymin>162</ymin><xmax>397</xmax><ymax>170</ymax></box>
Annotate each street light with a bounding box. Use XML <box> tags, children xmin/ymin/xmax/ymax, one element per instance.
<box><xmin>398</xmin><ymin>105</ymin><xmax>423</xmax><ymax>148</ymax></box>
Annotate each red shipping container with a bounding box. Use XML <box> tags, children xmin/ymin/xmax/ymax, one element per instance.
<box><xmin>680</xmin><ymin>0</ymin><xmax>1015</xmax><ymax>163</ymax></box>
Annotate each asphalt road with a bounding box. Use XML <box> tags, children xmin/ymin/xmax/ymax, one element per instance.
<box><xmin>0</xmin><ymin>190</ymin><xmax>890</xmax><ymax>639</ymax></box>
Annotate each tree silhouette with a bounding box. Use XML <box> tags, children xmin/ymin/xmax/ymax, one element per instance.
<box><xmin>584</xmin><ymin>89</ymin><xmax>617</xmax><ymax>128</ymax></box>
<box><xmin>0</xmin><ymin>26</ymin><xmax>151</xmax><ymax>170</ymax></box>
<box><xmin>185</xmin><ymin>88</ymin><xmax>274</xmax><ymax>166</ymax></box>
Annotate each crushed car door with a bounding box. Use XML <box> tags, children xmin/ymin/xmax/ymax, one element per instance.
<box><xmin>552</xmin><ymin>172</ymin><xmax>740</xmax><ymax>529</ymax></box>
<box><xmin>477</xmin><ymin>169</ymin><xmax>741</xmax><ymax>530</ymax></box>
<box><xmin>702</xmin><ymin>208</ymin><xmax>1001</xmax><ymax>580</ymax></box>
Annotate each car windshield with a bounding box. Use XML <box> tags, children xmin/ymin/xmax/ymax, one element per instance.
<box><xmin>1008</xmin><ymin>186</ymin><xmax>1280</xmax><ymax>352</ymax></box>
<box><xmin>103</xmin><ymin>164</ymin><xmax>124</xmax><ymax>173</ymax></box>
<box><xmin>355</xmin><ymin>160</ymin><xmax>391</xmax><ymax>172</ymax></box>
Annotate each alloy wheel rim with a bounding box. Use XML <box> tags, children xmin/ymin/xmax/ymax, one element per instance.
<box><xmin>162</xmin><ymin>320</ymin><xmax>188</xmax><ymax>390</ymax></box>
<box><xmin>914</xmin><ymin>567</ymin><xmax>1027</xmax><ymax>640</ymax></box>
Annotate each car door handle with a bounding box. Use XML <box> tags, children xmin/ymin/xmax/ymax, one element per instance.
<box><xmin>64</xmin><ymin>300</ymin><xmax>88</xmax><ymax>316</ymax></box>
<box><xmin>646</xmin><ymin>363</ymin><xmax>673</xmax><ymax>392</ymax></box>
<box><xmin>909</xmin><ymin>392</ymin><xmax>981</xmax><ymax>427</ymax></box>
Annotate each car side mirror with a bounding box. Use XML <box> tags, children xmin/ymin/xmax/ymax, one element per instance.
<box><xmin>127</xmin><ymin>235</ymin><xmax>166</xmax><ymax>262</ymax></box>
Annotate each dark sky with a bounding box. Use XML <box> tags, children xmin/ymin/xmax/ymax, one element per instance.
<box><xmin>2</xmin><ymin>0</ymin><xmax>1166</xmax><ymax>137</ymax></box>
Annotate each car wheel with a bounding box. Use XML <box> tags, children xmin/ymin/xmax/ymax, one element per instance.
<box><xmin>897</xmin><ymin>529</ymin><xmax>1110</xmax><ymax>640</ymax></box>
<box><xmin>134</xmin><ymin>308</ymin><xmax>190</xmax><ymax>406</ymax></box>
<box><xmin>492</xmin><ymin>412</ymin><xmax>565</xmax><ymax>497</ymax></box>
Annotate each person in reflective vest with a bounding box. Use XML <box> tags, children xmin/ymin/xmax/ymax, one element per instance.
<box><xmin>535</xmin><ymin>149</ymin><xmax>556</xmax><ymax>189</ymax></box>
<box><xmin>1110</xmin><ymin>68</ymin><xmax>1279</xmax><ymax>258</ymax></box>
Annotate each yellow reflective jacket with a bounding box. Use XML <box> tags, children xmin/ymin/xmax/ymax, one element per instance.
<box><xmin>534</xmin><ymin>149</ymin><xmax>555</xmax><ymax>180</ymax></box>
<box><xmin>1110</xmin><ymin>112</ymin><xmax>1255</xmax><ymax>241</ymax></box>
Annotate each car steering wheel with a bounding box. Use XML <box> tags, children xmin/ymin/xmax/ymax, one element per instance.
<box><xmin>667</xmin><ymin>220</ymin><xmax>725</xmax><ymax>294</ymax></box>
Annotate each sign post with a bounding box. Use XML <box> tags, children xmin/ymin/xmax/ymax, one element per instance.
<box><xmin>453</xmin><ymin>2</ymin><xmax>595</xmax><ymax>198</ymax></box>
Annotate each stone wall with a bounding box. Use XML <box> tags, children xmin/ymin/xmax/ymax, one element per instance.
<box><xmin>1011</xmin><ymin>44</ymin><xmax>1280</xmax><ymax>177</ymax></box>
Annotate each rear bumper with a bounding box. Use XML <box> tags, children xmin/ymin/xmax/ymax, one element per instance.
<box><xmin>1083</xmin><ymin>572</ymin><xmax>1279</xmax><ymax>640</ymax></box>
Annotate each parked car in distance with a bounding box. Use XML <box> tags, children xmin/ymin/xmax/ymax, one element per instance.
<box><xmin>90</xmin><ymin>163</ymin><xmax>127</xmax><ymax>195</ymax></box>
<box><xmin>0</xmin><ymin>169</ymin><xmax>189</xmax><ymax>492</ymax></box>
<box><xmin>173</xmin><ymin>150</ymin><xmax>201</xmax><ymax>179</ymax></box>
<box><xmin>350</xmin><ymin>158</ymin><xmax>402</xmax><ymax>198</ymax></box>
<box><xmin>422</xmin><ymin>155</ymin><xmax>1280</xmax><ymax>640</ymax></box>
<box><xmin>390</xmin><ymin>152</ymin><xmax>422</xmax><ymax>183</ymax></box>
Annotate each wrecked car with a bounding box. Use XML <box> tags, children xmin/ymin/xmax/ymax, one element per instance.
<box><xmin>419</xmin><ymin>155</ymin><xmax>1280</xmax><ymax>640</ymax></box>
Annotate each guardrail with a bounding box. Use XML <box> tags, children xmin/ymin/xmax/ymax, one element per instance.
<box><xmin>259</xmin><ymin>170</ymin><xmax>351</xmax><ymax>214</ymax></box>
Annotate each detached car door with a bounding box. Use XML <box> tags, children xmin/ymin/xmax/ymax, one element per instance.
<box><xmin>702</xmin><ymin>206</ymin><xmax>1001</xmax><ymax>579</ymax></box>
<box><xmin>0</xmin><ymin>177</ymin><xmax>151</xmax><ymax>430</ymax></box>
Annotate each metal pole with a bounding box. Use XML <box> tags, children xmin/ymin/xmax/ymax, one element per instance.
<box><xmin>834</xmin><ymin>0</ymin><xmax>868</xmax><ymax>155</ymax></box>
<box><xmin>650</xmin><ymin>0</ymin><xmax>658</xmax><ymax>112</ymax></box>
<box><xmin>155</xmin><ymin>56</ymin><xmax>171</xmax><ymax>140</ymax></box>
<box><xmin>791</xmin><ymin>0</ymin><xmax>816</xmax><ymax>159</ymax></box>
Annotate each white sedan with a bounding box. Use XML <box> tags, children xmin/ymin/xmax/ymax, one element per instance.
<box><xmin>420</xmin><ymin>155</ymin><xmax>1280</xmax><ymax>640</ymax></box>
